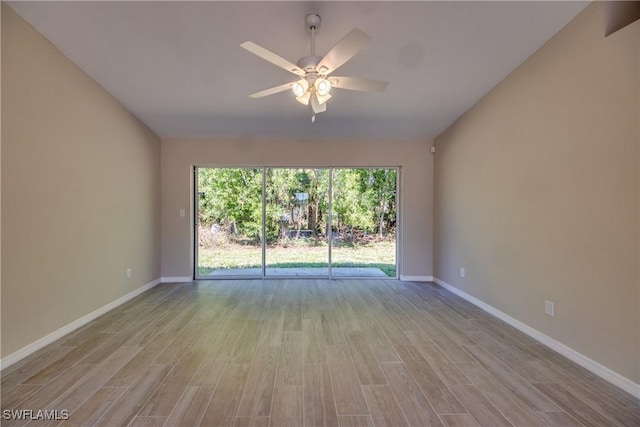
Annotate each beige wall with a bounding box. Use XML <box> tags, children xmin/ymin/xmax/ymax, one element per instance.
<box><xmin>434</xmin><ymin>3</ymin><xmax>639</xmax><ymax>383</ymax></box>
<box><xmin>161</xmin><ymin>137</ymin><xmax>433</xmax><ymax>278</ymax></box>
<box><xmin>1</xmin><ymin>5</ymin><xmax>161</xmax><ymax>358</ymax></box>
<box><xmin>0</xmin><ymin>3</ymin><xmax>3</xmax><ymax>359</ymax></box>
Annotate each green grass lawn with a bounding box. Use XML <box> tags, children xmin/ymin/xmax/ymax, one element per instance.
<box><xmin>198</xmin><ymin>240</ymin><xmax>396</xmax><ymax>276</ymax></box>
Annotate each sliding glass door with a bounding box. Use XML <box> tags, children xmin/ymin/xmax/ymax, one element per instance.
<box><xmin>195</xmin><ymin>167</ymin><xmax>398</xmax><ymax>279</ymax></box>
<box><xmin>331</xmin><ymin>168</ymin><xmax>397</xmax><ymax>277</ymax></box>
<box><xmin>264</xmin><ymin>168</ymin><xmax>330</xmax><ymax>277</ymax></box>
<box><xmin>196</xmin><ymin>168</ymin><xmax>263</xmax><ymax>277</ymax></box>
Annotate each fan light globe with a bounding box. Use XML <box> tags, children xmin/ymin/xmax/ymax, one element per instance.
<box><xmin>292</xmin><ymin>80</ymin><xmax>309</xmax><ymax>97</ymax></box>
<box><xmin>314</xmin><ymin>78</ymin><xmax>331</xmax><ymax>96</ymax></box>
<box><xmin>296</xmin><ymin>91</ymin><xmax>312</xmax><ymax>105</ymax></box>
<box><xmin>316</xmin><ymin>92</ymin><xmax>331</xmax><ymax>105</ymax></box>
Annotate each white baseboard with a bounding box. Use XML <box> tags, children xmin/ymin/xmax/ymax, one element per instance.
<box><xmin>161</xmin><ymin>276</ymin><xmax>193</xmax><ymax>283</ymax></box>
<box><xmin>0</xmin><ymin>278</ymin><xmax>161</xmax><ymax>371</ymax></box>
<box><xmin>433</xmin><ymin>277</ymin><xmax>640</xmax><ymax>399</ymax></box>
<box><xmin>400</xmin><ymin>275</ymin><xmax>434</xmax><ymax>282</ymax></box>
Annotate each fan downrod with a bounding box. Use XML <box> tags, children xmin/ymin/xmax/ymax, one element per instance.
<box><xmin>299</xmin><ymin>14</ymin><xmax>322</xmax><ymax>73</ymax></box>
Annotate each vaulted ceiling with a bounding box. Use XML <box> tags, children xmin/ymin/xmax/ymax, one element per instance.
<box><xmin>7</xmin><ymin>1</ymin><xmax>588</xmax><ymax>139</ymax></box>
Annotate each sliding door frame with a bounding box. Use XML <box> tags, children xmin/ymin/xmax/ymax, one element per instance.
<box><xmin>193</xmin><ymin>165</ymin><xmax>400</xmax><ymax>280</ymax></box>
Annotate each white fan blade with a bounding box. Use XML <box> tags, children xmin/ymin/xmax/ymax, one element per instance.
<box><xmin>241</xmin><ymin>41</ymin><xmax>305</xmax><ymax>76</ymax></box>
<box><xmin>249</xmin><ymin>82</ymin><xmax>295</xmax><ymax>98</ymax></box>
<box><xmin>310</xmin><ymin>94</ymin><xmax>327</xmax><ymax>114</ymax></box>
<box><xmin>330</xmin><ymin>76</ymin><xmax>388</xmax><ymax>92</ymax></box>
<box><xmin>316</xmin><ymin>29</ymin><xmax>372</xmax><ymax>75</ymax></box>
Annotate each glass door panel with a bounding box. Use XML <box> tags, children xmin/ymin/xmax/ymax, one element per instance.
<box><xmin>264</xmin><ymin>168</ymin><xmax>330</xmax><ymax>277</ymax></box>
<box><xmin>331</xmin><ymin>168</ymin><xmax>397</xmax><ymax>277</ymax></box>
<box><xmin>196</xmin><ymin>167</ymin><xmax>263</xmax><ymax>277</ymax></box>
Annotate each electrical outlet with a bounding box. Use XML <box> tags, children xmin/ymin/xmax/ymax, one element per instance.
<box><xmin>460</xmin><ymin>267</ymin><xmax>465</xmax><ymax>278</ymax></box>
<box><xmin>126</xmin><ymin>268</ymin><xmax>132</xmax><ymax>279</ymax></box>
<box><xmin>545</xmin><ymin>300</ymin><xmax>555</xmax><ymax>317</ymax></box>
<box><xmin>179</xmin><ymin>209</ymin><xmax>186</xmax><ymax>218</ymax></box>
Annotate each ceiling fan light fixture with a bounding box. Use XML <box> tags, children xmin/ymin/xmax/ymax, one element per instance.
<box><xmin>296</xmin><ymin>91</ymin><xmax>312</xmax><ymax>105</ymax></box>
<box><xmin>314</xmin><ymin>78</ymin><xmax>331</xmax><ymax>96</ymax></box>
<box><xmin>292</xmin><ymin>79</ymin><xmax>309</xmax><ymax>97</ymax></box>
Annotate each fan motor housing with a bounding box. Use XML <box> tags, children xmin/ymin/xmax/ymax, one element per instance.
<box><xmin>297</xmin><ymin>56</ymin><xmax>322</xmax><ymax>73</ymax></box>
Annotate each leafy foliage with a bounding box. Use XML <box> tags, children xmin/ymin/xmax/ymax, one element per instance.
<box><xmin>197</xmin><ymin>167</ymin><xmax>397</xmax><ymax>243</ymax></box>
<box><xmin>198</xmin><ymin>168</ymin><xmax>263</xmax><ymax>241</ymax></box>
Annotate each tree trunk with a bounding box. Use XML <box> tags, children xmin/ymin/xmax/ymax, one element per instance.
<box><xmin>379</xmin><ymin>200</ymin><xmax>386</xmax><ymax>238</ymax></box>
<box><xmin>308</xmin><ymin>204</ymin><xmax>318</xmax><ymax>236</ymax></box>
<box><xmin>295</xmin><ymin>206</ymin><xmax>302</xmax><ymax>239</ymax></box>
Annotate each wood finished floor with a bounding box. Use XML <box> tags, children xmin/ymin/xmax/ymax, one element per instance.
<box><xmin>2</xmin><ymin>279</ymin><xmax>639</xmax><ymax>427</ymax></box>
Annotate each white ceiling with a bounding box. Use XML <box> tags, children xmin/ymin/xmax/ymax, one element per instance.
<box><xmin>7</xmin><ymin>1</ymin><xmax>588</xmax><ymax>140</ymax></box>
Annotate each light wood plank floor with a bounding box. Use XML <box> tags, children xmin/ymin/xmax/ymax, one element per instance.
<box><xmin>2</xmin><ymin>280</ymin><xmax>639</xmax><ymax>426</ymax></box>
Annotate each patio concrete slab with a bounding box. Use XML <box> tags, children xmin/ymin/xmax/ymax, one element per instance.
<box><xmin>203</xmin><ymin>267</ymin><xmax>389</xmax><ymax>278</ymax></box>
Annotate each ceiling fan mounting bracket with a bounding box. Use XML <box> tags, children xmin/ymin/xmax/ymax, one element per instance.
<box><xmin>305</xmin><ymin>14</ymin><xmax>321</xmax><ymax>32</ymax></box>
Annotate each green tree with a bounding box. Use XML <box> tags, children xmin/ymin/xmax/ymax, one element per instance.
<box><xmin>333</xmin><ymin>169</ymin><xmax>375</xmax><ymax>236</ymax></box>
<box><xmin>198</xmin><ymin>167</ymin><xmax>396</xmax><ymax>244</ymax></box>
<box><xmin>198</xmin><ymin>168</ymin><xmax>262</xmax><ymax>241</ymax></box>
<box><xmin>362</xmin><ymin>168</ymin><xmax>397</xmax><ymax>237</ymax></box>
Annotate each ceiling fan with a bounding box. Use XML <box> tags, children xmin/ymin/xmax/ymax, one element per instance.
<box><xmin>241</xmin><ymin>13</ymin><xmax>388</xmax><ymax>122</ymax></box>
